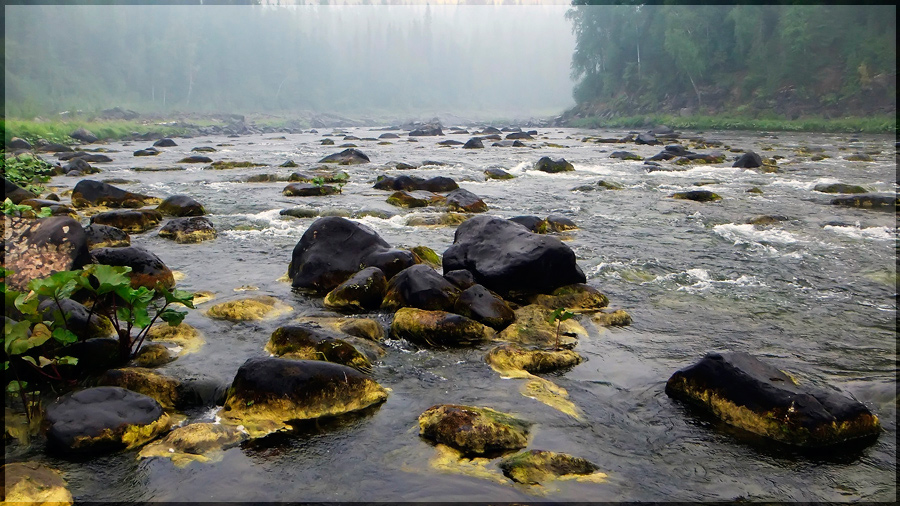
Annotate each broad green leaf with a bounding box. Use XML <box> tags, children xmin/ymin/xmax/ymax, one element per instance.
<box><xmin>2</xmin><ymin>361</ymin><xmax>8</xmax><ymax>370</ymax></box>
<box><xmin>132</xmin><ymin>305</ymin><xmax>152</xmax><ymax>329</ymax></box>
<box><xmin>56</xmin><ymin>356</ymin><xmax>79</xmax><ymax>366</ymax></box>
<box><xmin>87</xmin><ymin>264</ymin><xmax>133</xmax><ymax>295</ymax></box>
<box><xmin>21</xmin><ymin>356</ymin><xmax>37</xmax><ymax>367</ymax></box>
<box><xmin>116</xmin><ymin>306</ymin><xmax>132</xmax><ymax>323</ymax></box>
<box><xmin>38</xmin><ymin>356</ymin><xmax>53</xmax><ymax>368</ymax></box>
<box><xmin>37</xmin><ymin>207</ymin><xmax>53</xmax><ymax>218</ymax></box>
<box><xmin>7</xmin><ymin>380</ymin><xmax>27</xmax><ymax>393</ymax></box>
<box><xmin>4</xmin><ymin>320</ymin><xmax>32</xmax><ymax>354</ymax></box>
<box><xmin>547</xmin><ymin>308</ymin><xmax>576</xmax><ymax>324</ymax></box>
<box><xmin>161</xmin><ymin>287</ymin><xmax>195</xmax><ymax>309</ymax></box>
<box><xmin>52</xmin><ymin>327</ymin><xmax>79</xmax><ymax>345</ymax></box>
<box><xmin>132</xmin><ymin>286</ymin><xmax>155</xmax><ymax>305</ymax></box>
<box><xmin>14</xmin><ymin>290</ymin><xmax>40</xmax><ymax>316</ymax></box>
<box><xmin>159</xmin><ymin>308</ymin><xmax>187</xmax><ymax>327</ymax></box>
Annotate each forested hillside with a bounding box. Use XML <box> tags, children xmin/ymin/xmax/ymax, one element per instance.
<box><xmin>563</xmin><ymin>3</ymin><xmax>896</xmax><ymax>122</ymax></box>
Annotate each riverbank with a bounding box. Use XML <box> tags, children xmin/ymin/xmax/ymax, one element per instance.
<box><xmin>562</xmin><ymin>113</ymin><xmax>897</xmax><ymax>134</ymax></box>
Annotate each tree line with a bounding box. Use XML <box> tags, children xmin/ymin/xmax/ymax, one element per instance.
<box><xmin>566</xmin><ymin>3</ymin><xmax>896</xmax><ymax>119</ymax></box>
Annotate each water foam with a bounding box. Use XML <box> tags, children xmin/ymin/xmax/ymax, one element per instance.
<box><xmin>823</xmin><ymin>223</ymin><xmax>896</xmax><ymax>241</ymax></box>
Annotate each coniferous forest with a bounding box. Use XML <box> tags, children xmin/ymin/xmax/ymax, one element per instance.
<box><xmin>564</xmin><ymin>3</ymin><xmax>896</xmax><ymax>123</ymax></box>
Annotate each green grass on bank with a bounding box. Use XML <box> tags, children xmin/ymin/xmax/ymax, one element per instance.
<box><xmin>567</xmin><ymin>114</ymin><xmax>897</xmax><ymax>134</ymax></box>
<box><xmin>2</xmin><ymin>118</ymin><xmax>224</xmax><ymax>146</ymax></box>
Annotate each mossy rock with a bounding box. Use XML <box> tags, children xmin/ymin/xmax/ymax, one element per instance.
<box><xmin>45</xmin><ymin>386</ymin><xmax>171</xmax><ymax>453</ymax></box>
<box><xmin>831</xmin><ymin>194</ymin><xmax>898</xmax><ymax>210</ymax></box>
<box><xmin>381</xmin><ymin>264</ymin><xmax>461</xmax><ymax>312</ymax></box>
<box><xmin>453</xmin><ymin>284</ymin><xmax>515</xmax><ymax>330</ymax></box>
<box><xmin>387</xmin><ymin>190</ymin><xmax>446</xmax><ymax>208</ymax></box>
<box><xmin>97</xmin><ymin>367</ymin><xmax>182</xmax><ymax>410</ymax></box>
<box><xmin>746</xmin><ymin>187</ymin><xmax>764</xmax><ymax>194</ymax></box>
<box><xmin>671</xmin><ymin>190</ymin><xmax>722</xmax><ymax>202</ymax></box>
<box><xmin>146</xmin><ymin>322</ymin><xmax>205</xmax><ymax>356</ymax></box>
<box><xmin>390</xmin><ymin>307</ymin><xmax>493</xmax><ymax>347</ymax></box>
<box><xmin>665</xmin><ymin>352</ymin><xmax>882</xmax><ymax>447</ymax></box>
<box><xmin>282</xmin><ymin>183</ymin><xmax>340</xmax><ymax>197</ymax></box>
<box><xmin>1</xmin><ymin>462</ymin><xmax>74</xmax><ymax>505</ymax></box>
<box><xmin>498</xmin><ymin>450</ymin><xmax>603</xmax><ymax>485</ymax></box>
<box><xmin>158</xmin><ymin>216</ymin><xmax>217</xmax><ymax>243</ymax></box>
<box><xmin>218</xmin><ymin>357</ymin><xmax>388</xmax><ymax>438</ymax></box>
<box><xmin>207</xmin><ymin>296</ymin><xmax>292</xmax><ymax>321</ymax></box>
<box><xmin>90</xmin><ymin>209</ymin><xmax>162</xmax><ymax>233</ymax></box>
<box><xmin>138</xmin><ymin>422</ymin><xmax>248</xmax><ymax>467</ymax></box>
<box><xmin>410</xmin><ymin>245</ymin><xmax>442</xmax><ymax>268</ymax></box>
<box><xmin>591</xmin><ymin>309</ymin><xmax>632</xmax><ymax>327</ymax></box>
<box><xmin>528</xmin><ymin>283</ymin><xmax>609</xmax><ymax>312</ymax></box>
<box><xmin>497</xmin><ymin>305</ymin><xmax>586</xmax><ymax>348</ymax></box>
<box><xmin>418</xmin><ymin>404</ymin><xmax>530</xmax><ymax>456</ymax></box>
<box><xmin>280</xmin><ymin>207</ymin><xmax>320</xmax><ymax>219</ymax></box>
<box><xmin>484</xmin><ymin>167</ymin><xmax>515</xmax><ymax>180</ymax></box>
<box><xmin>206</xmin><ymin>160</ymin><xmax>266</xmax><ymax>170</ymax></box>
<box><xmin>405</xmin><ymin>213</ymin><xmax>470</xmax><ymax>227</ymax></box>
<box><xmin>844</xmin><ymin>153</ymin><xmax>874</xmax><ymax>162</ymax></box>
<box><xmin>133</xmin><ymin>343</ymin><xmax>176</xmax><ymax>367</ymax></box>
<box><xmin>746</xmin><ymin>215</ymin><xmax>789</xmax><ymax>226</ymax></box>
<box><xmin>303</xmin><ymin>317</ymin><xmax>385</xmax><ymax>342</ymax></box>
<box><xmin>323</xmin><ymin>267</ymin><xmax>387</xmax><ymax>313</ymax></box>
<box><xmin>265</xmin><ymin>324</ymin><xmax>373</xmax><ymax>374</ymax></box>
<box><xmin>813</xmin><ymin>183</ymin><xmax>868</xmax><ymax>194</ymax></box>
<box><xmin>485</xmin><ymin>344</ymin><xmax>582</xmax><ymax>376</ymax></box>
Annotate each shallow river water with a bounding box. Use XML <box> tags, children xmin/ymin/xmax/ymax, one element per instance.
<box><xmin>8</xmin><ymin>127</ymin><xmax>897</xmax><ymax>502</ymax></box>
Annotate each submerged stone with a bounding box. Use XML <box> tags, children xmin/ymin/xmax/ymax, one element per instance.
<box><xmin>97</xmin><ymin>367</ymin><xmax>182</xmax><ymax>410</ymax></box>
<box><xmin>138</xmin><ymin>422</ymin><xmax>248</xmax><ymax>467</ymax></box>
<box><xmin>485</xmin><ymin>344</ymin><xmax>582</xmax><ymax>376</ymax></box>
<box><xmin>528</xmin><ymin>283</ymin><xmax>609</xmax><ymax>312</ymax></box>
<box><xmin>218</xmin><ymin>357</ymin><xmax>388</xmax><ymax>437</ymax></box>
<box><xmin>591</xmin><ymin>309</ymin><xmax>633</xmax><ymax>327</ymax></box>
<box><xmin>497</xmin><ymin>305</ymin><xmax>586</xmax><ymax>349</ymax></box>
<box><xmin>665</xmin><ymin>351</ymin><xmax>881</xmax><ymax>447</ymax></box>
<box><xmin>206</xmin><ymin>295</ymin><xmax>292</xmax><ymax>321</ymax></box>
<box><xmin>498</xmin><ymin>450</ymin><xmax>603</xmax><ymax>485</ymax></box>
<box><xmin>418</xmin><ymin>404</ymin><xmax>530</xmax><ymax>456</ymax></box>
<box><xmin>830</xmin><ymin>194</ymin><xmax>897</xmax><ymax>211</ymax></box>
<box><xmin>390</xmin><ymin>307</ymin><xmax>492</xmax><ymax>347</ymax></box>
<box><xmin>146</xmin><ymin>322</ymin><xmax>205</xmax><ymax>356</ymax></box>
<box><xmin>45</xmin><ymin>386</ymin><xmax>170</xmax><ymax>453</ymax></box>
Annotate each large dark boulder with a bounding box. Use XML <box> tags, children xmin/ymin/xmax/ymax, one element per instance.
<box><xmin>45</xmin><ymin>386</ymin><xmax>170</xmax><ymax>453</ymax></box>
<box><xmin>462</xmin><ymin>137</ymin><xmax>484</xmax><ymax>149</ymax></box>
<box><xmin>288</xmin><ymin>217</ymin><xmax>414</xmax><ymax>293</ymax></box>
<box><xmin>443</xmin><ymin>216</ymin><xmax>586</xmax><ymax>297</ymax></box>
<box><xmin>506</xmin><ymin>132</ymin><xmax>533</xmax><ymax>140</ymax></box>
<box><xmin>156</xmin><ymin>195</ymin><xmax>206</xmax><ymax>217</ymax></box>
<box><xmin>58</xmin><ymin>151</ymin><xmax>112</xmax><ymax>163</ymax></box>
<box><xmin>665</xmin><ymin>352</ymin><xmax>882</xmax><ymax>447</ymax></box>
<box><xmin>453</xmin><ymin>284</ymin><xmax>515</xmax><ymax>330</ymax></box>
<box><xmin>91</xmin><ymin>246</ymin><xmax>175</xmax><ymax>290</ymax></box>
<box><xmin>70</xmin><ymin>127</ymin><xmax>98</xmax><ymax>144</ymax></box>
<box><xmin>72</xmin><ymin>180</ymin><xmax>158</xmax><ymax>208</ymax></box>
<box><xmin>373</xmin><ymin>175</ymin><xmax>458</xmax><ymax>193</ymax></box>
<box><xmin>484</xmin><ymin>167</ymin><xmax>515</xmax><ymax>180</ymax></box>
<box><xmin>318</xmin><ymin>148</ymin><xmax>370</xmax><ymax>165</ymax></box>
<box><xmin>90</xmin><ymin>209</ymin><xmax>162</xmax><ymax>233</ymax></box>
<box><xmin>7</xmin><ymin>137</ymin><xmax>32</xmax><ymax>150</ymax></box>
<box><xmin>446</xmin><ymin>188</ymin><xmax>488</xmax><ymax>213</ymax></box>
<box><xmin>635</xmin><ymin>132</ymin><xmax>660</xmax><ymax>145</ymax></box>
<box><xmin>831</xmin><ymin>194</ymin><xmax>898</xmax><ymax>211</ymax></box>
<box><xmin>4</xmin><ymin>177</ymin><xmax>38</xmax><ymax>204</ymax></box>
<box><xmin>3</xmin><ymin>216</ymin><xmax>92</xmax><ymax>291</ymax></box>
<box><xmin>218</xmin><ymin>357</ymin><xmax>388</xmax><ymax>438</ymax></box>
<box><xmin>133</xmin><ymin>147</ymin><xmax>160</xmax><ymax>157</ymax></box>
<box><xmin>534</xmin><ymin>157</ymin><xmax>574</xmax><ymax>173</ymax></box>
<box><xmin>733</xmin><ymin>151</ymin><xmax>763</xmax><ymax>168</ymax></box>
<box><xmin>408</xmin><ymin>125</ymin><xmax>443</xmax><ymax>136</ymax></box>
<box><xmin>62</xmin><ymin>157</ymin><xmax>96</xmax><ymax>175</ymax></box>
<box><xmin>323</xmin><ymin>266</ymin><xmax>388</xmax><ymax>312</ymax></box>
<box><xmin>381</xmin><ymin>264</ymin><xmax>461</xmax><ymax>312</ymax></box>
<box><xmin>153</xmin><ymin>138</ymin><xmax>177</xmax><ymax>147</ymax></box>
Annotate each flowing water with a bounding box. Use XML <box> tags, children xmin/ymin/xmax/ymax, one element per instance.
<box><xmin>8</xmin><ymin>127</ymin><xmax>897</xmax><ymax>501</ymax></box>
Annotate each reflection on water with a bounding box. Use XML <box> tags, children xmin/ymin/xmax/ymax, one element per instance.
<box><xmin>9</xmin><ymin>128</ymin><xmax>896</xmax><ymax>501</ymax></box>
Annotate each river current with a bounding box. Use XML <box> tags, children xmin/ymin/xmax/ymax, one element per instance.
<box><xmin>10</xmin><ymin>127</ymin><xmax>897</xmax><ymax>501</ymax></box>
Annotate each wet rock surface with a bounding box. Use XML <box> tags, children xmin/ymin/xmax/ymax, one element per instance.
<box><xmin>91</xmin><ymin>245</ymin><xmax>175</xmax><ymax>290</ymax></box>
<box><xmin>418</xmin><ymin>404</ymin><xmax>530</xmax><ymax>456</ymax></box>
<box><xmin>665</xmin><ymin>352</ymin><xmax>882</xmax><ymax>447</ymax></box>
<box><xmin>158</xmin><ymin>216</ymin><xmax>218</xmax><ymax>243</ymax></box>
<box><xmin>90</xmin><ymin>209</ymin><xmax>162</xmax><ymax>233</ymax></box>
<box><xmin>3</xmin><ymin>215</ymin><xmax>92</xmax><ymax>290</ymax></box>
<box><xmin>390</xmin><ymin>307</ymin><xmax>493</xmax><ymax>347</ymax></box>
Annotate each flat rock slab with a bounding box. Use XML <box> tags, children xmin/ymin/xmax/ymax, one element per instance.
<box><xmin>665</xmin><ymin>351</ymin><xmax>881</xmax><ymax>447</ymax></box>
<box><xmin>3</xmin><ymin>216</ymin><xmax>92</xmax><ymax>291</ymax></box>
<box><xmin>45</xmin><ymin>386</ymin><xmax>170</xmax><ymax>453</ymax></box>
<box><xmin>418</xmin><ymin>404</ymin><xmax>530</xmax><ymax>456</ymax></box>
<box><xmin>218</xmin><ymin>357</ymin><xmax>388</xmax><ymax>438</ymax></box>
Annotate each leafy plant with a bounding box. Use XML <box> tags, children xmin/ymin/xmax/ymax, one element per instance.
<box><xmin>331</xmin><ymin>171</ymin><xmax>349</xmax><ymax>193</ymax></box>
<box><xmin>548</xmin><ymin>308</ymin><xmax>576</xmax><ymax>351</ymax></box>
<box><xmin>1</xmin><ymin>150</ymin><xmax>55</xmax><ymax>194</ymax></box>
<box><xmin>2</xmin><ymin>198</ymin><xmax>53</xmax><ymax>218</ymax></box>
<box><xmin>2</xmin><ymin>265</ymin><xmax>194</xmax><ymax>422</ymax></box>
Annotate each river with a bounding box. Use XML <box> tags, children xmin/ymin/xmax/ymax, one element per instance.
<box><xmin>9</xmin><ymin>126</ymin><xmax>897</xmax><ymax>501</ymax></box>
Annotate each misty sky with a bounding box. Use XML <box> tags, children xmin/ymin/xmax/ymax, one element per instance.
<box><xmin>4</xmin><ymin>2</ymin><xmax>577</xmax><ymax>119</ymax></box>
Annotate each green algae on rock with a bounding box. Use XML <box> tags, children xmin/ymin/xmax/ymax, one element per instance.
<box><xmin>486</xmin><ymin>344</ymin><xmax>582</xmax><ymax>376</ymax></box>
<box><xmin>146</xmin><ymin>322</ymin><xmax>205</xmax><ymax>356</ymax></box>
<box><xmin>528</xmin><ymin>283</ymin><xmax>609</xmax><ymax>312</ymax></box>
<box><xmin>390</xmin><ymin>307</ymin><xmax>493</xmax><ymax>347</ymax></box>
<box><xmin>138</xmin><ymin>422</ymin><xmax>248</xmax><ymax>467</ymax></box>
<box><xmin>218</xmin><ymin>357</ymin><xmax>388</xmax><ymax>438</ymax></box>
<box><xmin>206</xmin><ymin>295</ymin><xmax>293</xmax><ymax>321</ymax></box>
<box><xmin>665</xmin><ymin>352</ymin><xmax>881</xmax><ymax>447</ymax></box>
<box><xmin>1</xmin><ymin>462</ymin><xmax>74</xmax><ymax>505</ymax></box>
<box><xmin>496</xmin><ymin>305</ymin><xmax>586</xmax><ymax>348</ymax></box>
<box><xmin>97</xmin><ymin>367</ymin><xmax>182</xmax><ymax>410</ymax></box>
<box><xmin>591</xmin><ymin>309</ymin><xmax>633</xmax><ymax>327</ymax></box>
<box><xmin>499</xmin><ymin>449</ymin><xmax>605</xmax><ymax>485</ymax></box>
<box><xmin>418</xmin><ymin>404</ymin><xmax>530</xmax><ymax>456</ymax></box>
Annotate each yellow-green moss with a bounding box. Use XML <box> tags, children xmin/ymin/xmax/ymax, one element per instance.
<box><xmin>427</xmin><ymin>444</ymin><xmax>508</xmax><ymax>484</ymax></box>
<box><xmin>529</xmin><ymin>283</ymin><xmax>609</xmax><ymax>312</ymax></box>
<box><xmin>592</xmin><ymin>309</ymin><xmax>632</xmax><ymax>327</ymax></box>
<box><xmin>390</xmin><ymin>307</ymin><xmax>493</xmax><ymax>347</ymax></box>
<box><xmin>98</xmin><ymin>368</ymin><xmax>181</xmax><ymax>410</ymax></box>
<box><xmin>499</xmin><ymin>449</ymin><xmax>605</xmax><ymax>485</ymax></box>
<box><xmin>146</xmin><ymin>322</ymin><xmax>205</xmax><ymax>356</ymax></box>
<box><xmin>1</xmin><ymin>462</ymin><xmax>74</xmax><ymax>505</ymax></box>
<box><xmin>410</xmin><ymin>246</ymin><xmax>442</xmax><ymax>268</ymax></box>
<box><xmin>418</xmin><ymin>404</ymin><xmax>530</xmax><ymax>455</ymax></box>
<box><xmin>496</xmin><ymin>305</ymin><xmax>585</xmax><ymax>348</ymax></box>
<box><xmin>522</xmin><ymin>378</ymin><xmax>582</xmax><ymax>419</ymax></box>
<box><xmin>138</xmin><ymin>423</ymin><xmax>248</xmax><ymax>467</ymax></box>
<box><xmin>486</xmin><ymin>344</ymin><xmax>582</xmax><ymax>377</ymax></box>
<box><xmin>207</xmin><ymin>296</ymin><xmax>293</xmax><ymax>321</ymax></box>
